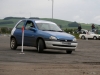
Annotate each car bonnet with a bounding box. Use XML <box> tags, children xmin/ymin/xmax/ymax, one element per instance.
<box><xmin>45</xmin><ymin>31</ymin><xmax>74</xmax><ymax>40</ymax></box>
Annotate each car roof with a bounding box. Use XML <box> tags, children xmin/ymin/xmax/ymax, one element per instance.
<box><xmin>22</xmin><ymin>19</ymin><xmax>55</xmax><ymax>24</ymax></box>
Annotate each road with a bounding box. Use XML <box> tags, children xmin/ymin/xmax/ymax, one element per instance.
<box><xmin>0</xmin><ymin>35</ymin><xmax>100</xmax><ymax>75</ymax></box>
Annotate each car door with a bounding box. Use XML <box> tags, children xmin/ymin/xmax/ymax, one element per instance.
<box><xmin>86</xmin><ymin>32</ymin><xmax>93</xmax><ymax>38</ymax></box>
<box><xmin>24</xmin><ymin>20</ymin><xmax>37</xmax><ymax>46</ymax></box>
<box><xmin>88</xmin><ymin>32</ymin><xmax>95</xmax><ymax>38</ymax></box>
<box><xmin>14</xmin><ymin>20</ymin><xmax>26</xmax><ymax>45</ymax></box>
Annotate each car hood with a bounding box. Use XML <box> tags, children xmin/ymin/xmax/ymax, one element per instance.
<box><xmin>92</xmin><ymin>34</ymin><xmax>100</xmax><ymax>36</ymax></box>
<box><xmin>44</xmin><ymin>31</ymin><xmax>75</xmax><ymax>40</ymax></box>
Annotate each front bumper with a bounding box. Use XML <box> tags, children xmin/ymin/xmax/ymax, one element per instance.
<box><xmin>98</xmin><ymin>36</ymin><xmax>100</xmax><ymax>39</ymax></box>
<box><xmin>45</xmin><ymin>41</ymin><xmax>78</xmax><ymax>50</ymax></box>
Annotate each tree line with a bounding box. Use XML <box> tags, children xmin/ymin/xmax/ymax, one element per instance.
<box><xmin>0</xmin><ymin>21</ymin><xmax>14</xmax><ymax>25</ymax></box>
<box><xmin>3</xmin><ymin>17</ymin><xmax>26</xmax><ymax>20</ymax></box>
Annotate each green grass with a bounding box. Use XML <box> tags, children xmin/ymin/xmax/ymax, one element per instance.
<box><xmin>0</xmin><ymin>18</ymin><xmax>100</xmax><ymax>30</ymax></box>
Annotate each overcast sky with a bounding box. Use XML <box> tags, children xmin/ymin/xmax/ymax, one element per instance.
<box><xmin>0</xmin><ymin>0</ymin><xmax>100</xmax><ymax>24</ymax></box>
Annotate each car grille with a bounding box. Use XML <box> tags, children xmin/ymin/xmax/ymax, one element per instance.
<box><xmin>58</xmin><ymin>39</ymin><xmax>73</xmax><ymax>42</ymax></box>
<box><xmin>53</xmin><ymin>44</ymin><xmax>76</xmax><ymax>47</ymax></box>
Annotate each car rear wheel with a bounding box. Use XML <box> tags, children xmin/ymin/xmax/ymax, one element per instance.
<box><xmin>37</xmin><ymin>39</ymin><xmax>44</xmax><ymax>53</ymax></box>
<box><xmin>66</xmin><ymin>50</ymin><xmax>72</xmax><ymax>54</ymax></box>
<box><xmin>81</xmin><ymin>35</ymin><xmax>85</xmax><ymax>40</ymax></box>
<box><xmin>93</xmin><ymin>36</ymin><xmax>97</xmax><ymax>40</ymax></box>
<box><xmin>10</xmin><ymin>38</ymin><xmax>17</xmax><ymax>50</ymax></box>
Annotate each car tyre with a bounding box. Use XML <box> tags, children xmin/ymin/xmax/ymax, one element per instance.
<box><xmin>66</xmin><ymin>50</ymin><xmax>72</xmax><ymax>54</ymax></box>
<box><xmin>93</xmin><ymin>36</ymin><xmax>97</xmax><ymax>40</ymax></box>
<box><xmin>37</xmin><ymin>39</ymin><xmax>44</xmax><ymax>53</ymax></box>
<box><xmin>81</xmin><ymin>35</ymin><xmax>85</xmax><ymax>40</ymax></box>
<box><xmin>10</xmin><ymin>38</ymin><xmax>17</xmax><ymax>50</ymax></box>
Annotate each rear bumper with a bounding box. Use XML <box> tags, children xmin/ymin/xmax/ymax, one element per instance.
<box><xmin>45</xmin><ymin>41</ymin><xmax>78</xmax><ymax>50</ymax></box>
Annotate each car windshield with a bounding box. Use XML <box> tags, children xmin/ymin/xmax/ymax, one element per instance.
<box><xmin>36</xmin><ymin>22</ymin><xmax>63</xmax><ymax>32</ymax></box>
<box><xmin>89</xmin><ymin>32</ymin><xmax>95</xmax><ymax>34</ymax></box>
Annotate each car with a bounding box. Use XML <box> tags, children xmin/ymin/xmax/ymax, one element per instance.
<box><xmin>76</xmin><ymin>29</ymin><xmax>88</xmax><ymax>33</ymax></box>
<box><xmin>10</xmin><ymin>19</ymin><xmax>78</xmax><ymax>54</ymax></box>
<box><xmin>79</xmin><ymin>29</ymin><xmax>100</xmax><ymax>40</ymax></box>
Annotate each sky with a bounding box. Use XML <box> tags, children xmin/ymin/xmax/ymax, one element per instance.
<box><xmin>0</xmin><ymin>0</ymin><xmax>100</xmax><ymax>24</ymax></box>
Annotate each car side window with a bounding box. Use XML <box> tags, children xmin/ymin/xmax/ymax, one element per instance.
<box><xmin>16</xmin><ymin>21</ymin><xmax>25</xmax><ymax>29</ymax></box>
<box><xmin>83</xmin><ymin>31</ymin><xmax>86</xmax><ymax>34</ymax></box>
<box><xmin>25</xmin><ymin>21</ymin><xmax>35</xmax><ymax>30</ymax></box>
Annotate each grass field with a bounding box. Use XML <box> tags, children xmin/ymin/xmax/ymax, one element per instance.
<box><xmin>0</xmin><ymin>17</ymin><xmax>100</xmax><ymax>31</ymax></box>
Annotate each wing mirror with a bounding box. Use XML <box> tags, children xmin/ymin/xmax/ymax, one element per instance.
<box><xmin>30</xmin><ymin>28</ymin><xmax>37</xmax><ymax>32</ymax></box>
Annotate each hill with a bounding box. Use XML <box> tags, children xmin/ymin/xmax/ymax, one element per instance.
<box><xmin>0</xmin><ymin>17</ymin><xmax>100</xmax><ymax>30</ymax></box>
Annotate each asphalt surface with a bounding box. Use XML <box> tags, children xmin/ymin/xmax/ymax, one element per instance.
<box><xmin>0</xmin><ymin>35</ymin><xmax>100</xmax><ymax>64</ymax></box>
<box><xmin>0</xmin><ymin>35</ymin><xmax>100</xmax><ymax>75</ymax></box>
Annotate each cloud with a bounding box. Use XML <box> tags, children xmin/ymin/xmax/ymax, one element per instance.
<box><xmin>94</xmin><ymin>16</ymin><xmax>100</xmax><ymax>20</ymax></box>
<box><xmin>0</xmin><ymin>0</ymin><xmax>100</xmax><ymax>24</ymax></box>
<box><xmin>94</xmin><ymin>16</ymin><xmax>100</xmax><ymax>22</ymax></box>
<box><xmin>73</xmin><ymin>15</ymin><xmax>80</xmax><ymax>19</ymax></box>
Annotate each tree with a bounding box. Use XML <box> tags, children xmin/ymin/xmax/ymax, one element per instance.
<box><xmin>68</xmin><ymin>22</ymin><xmax>79</xmax><ymax>27</ymax></box>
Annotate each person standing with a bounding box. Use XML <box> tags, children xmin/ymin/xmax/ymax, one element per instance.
<box><xmin>78</xmin><ymin>24</ymin><xmax>82</xmax><ymax>33</ymax></box>
<box><xmin>91</xmin><ymin>24</ymin><xmax>95</xmax><ymax>32</ymax></box>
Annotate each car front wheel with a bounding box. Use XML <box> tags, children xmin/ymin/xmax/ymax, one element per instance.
<box><xmin>93</xmin><ymin>36</ymin><xmax>97</xmax><ymax>40</ymax></box>
<box><xmin>10</xmin><ymin>38</ymin><xmax>17</xmax><ymax>50</ymax></box>
<box><xmin>81</xmin><ymin>35</ymin><xmax>85</xmax><ymax>40</ymax></box>
<box><xmin>37</xmin><ymin>39</ymin><xmax>44</xmax><ymax>53</ymax></box>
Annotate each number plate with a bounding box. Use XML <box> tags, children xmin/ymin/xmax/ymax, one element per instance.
<box><xmin>62</xmin><ymin>42</ymin><xmax>71</xmax><ymax>45</ymax></box>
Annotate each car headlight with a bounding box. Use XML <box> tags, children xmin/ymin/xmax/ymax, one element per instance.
<box><xmin>73</xmin><ymin>38</ymin><xmax>77</xmax><ymax>41</ymax></box>
<box><xmin>98</xmin><ymin>35</ymin><xmax>100</xmax><ymax>38</ymax></box>
<box><xmin>49</xmin><ymin>36</ymin><xmax>57</xmax><ymax>40</ymax></box>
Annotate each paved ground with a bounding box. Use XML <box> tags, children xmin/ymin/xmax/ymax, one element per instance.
<box><xmin>0</xmin><ymin>35</ymin><xmax>100</xmax><ymax>75</ymax></box>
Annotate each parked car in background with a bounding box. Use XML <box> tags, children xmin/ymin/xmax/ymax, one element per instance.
<box><xmin>76</xmin><ymin>29</ymin><xmax>88</xmax><ymax>34</ymax></box>
<box><xmin>10</xmin><ymin>19</ymin><xmax>78</xmax><ymax>54</ymax></box>
<box><xmin>79</xmin><ymin>29</ymin><xmax>100</xmax><ymax>40</ymax></box>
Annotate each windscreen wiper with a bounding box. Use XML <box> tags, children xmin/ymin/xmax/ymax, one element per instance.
<box><xmin>42</xmin><ymin>30</ymin><xmax>63</xmax><ymax>32</ymax></box>
<box><xmin>57</xmin><ymin>31</ymin><xmax>63</xmax><ymax>32</ymax></box>
<box><xmin>47</xmin><ymin>30</ymin><xmax>57</xmax><ymax>31</ymax></box>
<box><xmin>41</xmin><ymin>29</ymin><xmax>47</xmax><ymax>31</ymax></box>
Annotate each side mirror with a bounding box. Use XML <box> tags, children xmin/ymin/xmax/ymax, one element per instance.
<box><xmin>30</xmin><ymin>28</ymin><xmax>37</xmax><ymax>32</ymax></box>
